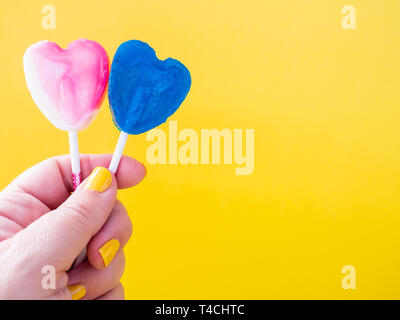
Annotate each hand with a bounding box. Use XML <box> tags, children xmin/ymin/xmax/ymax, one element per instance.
<box><xmin>0</xmin><ymin>154</ymin><xmax>146</xmax><ymax>300</ymax></box>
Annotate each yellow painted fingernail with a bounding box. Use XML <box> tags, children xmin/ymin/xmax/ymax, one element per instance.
<box><xmin>68</xmin><ymin>284</ymin><xmax>86</xmax><ymax>300</ymax></box>
<box><xmin>85</xmin><ymin>167</ymin><xmax>112</xmax><ymax>192</ymax></box>
<box><xmin>99</xmin><ymin>239</ymin><xmax>120</xmax><ymax>267</ymax></box>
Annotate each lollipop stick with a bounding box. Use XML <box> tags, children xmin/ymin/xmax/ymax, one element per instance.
<box><xmin>109</xmin><ymin>131</ymin><xmax>129</xmax><ymax>174</ymax></box>
<box><xmin>68</xmin><ymin>131</ymin><xmax>82</xmax><ymax>190</ymax></box>
<box><xmin>73</xmin><ymin>131</ymin><xmax>128</xmax><ymax>267</ymax></box>
<box><xmin>73</xmin><ymin>133</ymin><xmax>128</xmax><ymax>267</ymax></box>
<box><xmin>68</xmin><ymin>131</ymin><xmax>87</xmax><ymax>267</ymax></box>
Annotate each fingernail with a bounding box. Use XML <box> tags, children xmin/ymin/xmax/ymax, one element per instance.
<box><xmin>85</xmin><ymin>167</ymin><xmax>112</xmax><ymax>192</ymax></box>
<box><xmin>99</xmin><ymin>239</ymin><xmax>120</xmax><ymax>267</ymax></box>
<box><xmin>68</xmin><ymin>284</ymin><xmax>86</xmax><ymax>300</ymax></box>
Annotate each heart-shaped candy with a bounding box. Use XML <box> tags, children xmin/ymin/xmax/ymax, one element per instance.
<box><xmin>108</xmin><ymin>40</ymin><xmax>191</xmax><ymax>134</ymax></box>
<box><xmin>23</xmin><ymin>39</ymin><xmax>109</xmax><ymax>131</ymax></box>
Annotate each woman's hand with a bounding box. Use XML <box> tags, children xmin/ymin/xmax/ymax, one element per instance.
<box><xmin>0</xmin><ymin>154</ymin><xmax>146</xmax><ymax>300</ymax></box>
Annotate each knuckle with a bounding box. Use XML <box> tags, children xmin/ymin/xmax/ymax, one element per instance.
<box><xmin>59</xmin><ymin>199</ymin><xmax>93</xmax><ymax>232</ymax></box>
<box><xmin>124</xmin><ymin>215</ymin><xmax>133</xmax><ymax>241</ymax></box>
<box><xmin>114</xmin><ymin>199</ymin><xmax>127</xmax><ymax>215</ymax></box>
<box><xmin>114</xmin><ymin>200</ymin><xmax>133</xmax><ymax>240</ymax></box>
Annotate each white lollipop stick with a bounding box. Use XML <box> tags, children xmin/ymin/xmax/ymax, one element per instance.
<box><xmin>68</xmin><ymin>131</ymin><xmax>87</xmax><ymax>267</ymax></box>
<box><xmin>68</xmin><ymin>131</ymin><xmax>82</xmax><ymax>190</ymax></box>
<box><xmin>73</xmin><ymin>131</ymin><xmax>129</xmax><ymax>268</ymax></box>
<box><xmin>109</xmin><ymin>131</ymin><xmax>129</xmax><ymax>174</ymax></box>
<box><xmin>73</xmin><ymin>131</ymin><xmax>128</xmax><ymax>268</ymax></box>
<box><xmin>73</xmin><ymin>132</ymin><xmax>128</xmax><ymax>268</ymax></box>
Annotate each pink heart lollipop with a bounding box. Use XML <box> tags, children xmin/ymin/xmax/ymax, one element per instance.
<box><xmin>23</xmin><ymin>39</ymin><xmax>109</xmax><ymax>188</ymax></box>
<box><xmin>24</xmin><ymin>39</ymin><xmax>109</xmax><ymax>268</ymax></box>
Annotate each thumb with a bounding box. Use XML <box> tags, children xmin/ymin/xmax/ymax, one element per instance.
<box><xmin>16</xmin><ymin>167</ymin><xmax>117</xmax><ymax>269</ymax></box>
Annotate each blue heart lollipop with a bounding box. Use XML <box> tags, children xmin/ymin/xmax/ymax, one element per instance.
<box><xmin>108</xmin><ymin>40</ymin><xmax>191</xmax><ymax>134</ymax></box>
<box><xmin>107</xmin><ymin>40</ymin><xmax>191</xmax><ymax>173</ymax></box>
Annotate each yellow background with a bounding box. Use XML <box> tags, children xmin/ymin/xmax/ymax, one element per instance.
<box><xmin>0</xmin><ymin>0</ymin><xmax>399</xmax><ymax>299</ymax></box>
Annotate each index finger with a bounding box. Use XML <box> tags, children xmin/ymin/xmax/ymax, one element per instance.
<box><xmin>4</xmin><ymin>154</ymin><xmax>146</xmax><ymax>210</ymax></box>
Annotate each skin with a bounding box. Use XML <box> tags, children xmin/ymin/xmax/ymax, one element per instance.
<box><xmin>0</xmin><ymin>154</ymin><xmax>146</xmax><ymax>300</ymax></box>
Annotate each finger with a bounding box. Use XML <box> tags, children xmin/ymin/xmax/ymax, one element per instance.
<box><xmin>0</xmin><ymin>216</ymin><xmax>23</xmax><ymax>241</ymax></box>
<box><xmin>4</xmin><ymin>154</ymin><xmax>146</xmax><ymax>210</ymax></box>
<box><xmin>0</xmin><ymin>189</ymin><xmax>50</xmax><ymax>231</ymax></box>
<box><xmin>86</xmin><ymin>200</ymin><xmax>132</xmax><ymax>269</ymax></box>
<box><xmin>97</xmin><ymin>282</ymin><xmax>125</xmax><ymax>300</ymax></box>
<box><xmin>67</xmin><ymin>251</ymin><xmax>125</xmax><ymax>300</ymax></box>
<box><xmin>14</xmin><ymin>167</ymin><xmax>117</xmax><ymax>268</ymax></box>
